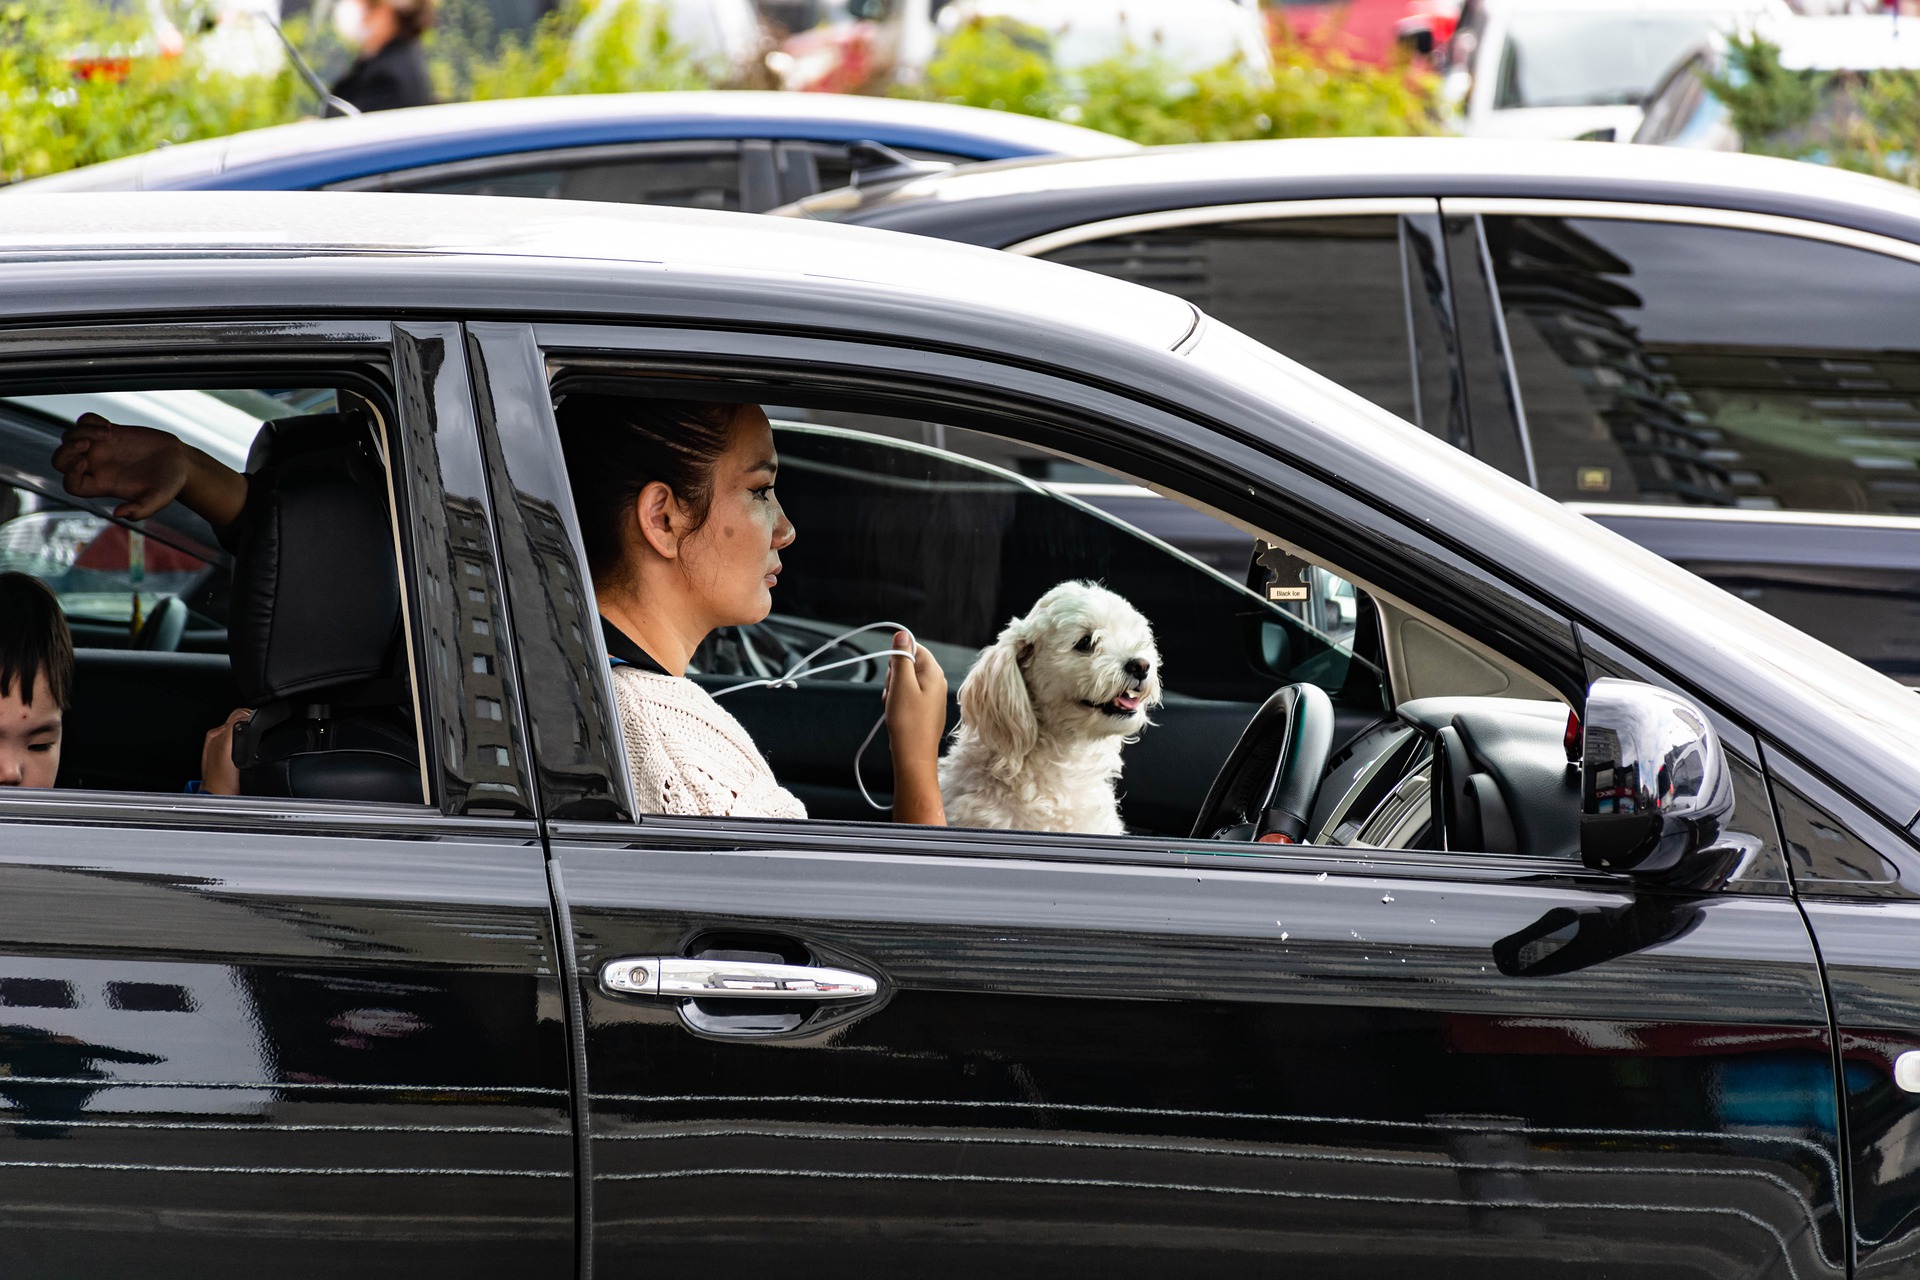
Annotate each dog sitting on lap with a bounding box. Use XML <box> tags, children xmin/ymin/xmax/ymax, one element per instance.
<box><xmin>940</xmin><ymin>580</ymin><xmax>1161</xmax><ymax>834</ymax></box>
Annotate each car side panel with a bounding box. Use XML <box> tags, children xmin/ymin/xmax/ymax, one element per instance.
<box><xmin>556</xmin><ymin>822</ymin><xmax>1843</xmax><ymax>1278</ymax></box>
<box><xmin>0</xmin><ymin>316</ymin><xmax>573</xmax><ymax>1275</ymax></box>
<box><xmin>0</xmin><ymin>807</ymin><xmax>573</xmax><ymax>1278</ymax></box>
<box><xmin>1771</xmin><ymin>748</ymin><xmax>1920</xmax><ymax>1278</ymax></box>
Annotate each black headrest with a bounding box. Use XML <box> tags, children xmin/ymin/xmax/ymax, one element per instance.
<box><xmin>245</xmin><ymin>410</ymin><xmax>376</xmax><ymax>476</ymax></box>
<box><xmin>227</xmin><ymin>413</ymin><xmax>401</xmax><ymax>706</ymax></box>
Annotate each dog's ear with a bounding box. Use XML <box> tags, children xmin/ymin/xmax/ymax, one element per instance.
<box><xmin>959</xmin><ymin>638</ymin><xmax>1036</xmax><ymax>782</ymax></box>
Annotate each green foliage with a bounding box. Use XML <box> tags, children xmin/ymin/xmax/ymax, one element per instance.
<box><xmin>908</xmin><ymin>19</ymin><xmax>1063</xmax><ymax>117</ymax></box>
<box><xmin>6</xmin><ymin>0</ymin><xmax>1431</xmax><ymax>185</ymax></box>
<box><xmin>0</xmin><ymin>0</ymin><xmax>715</xmax><ymax>184</ymax></box>
<box><xmin>1701</xmin><ymin>35</ymin><xmax>1825</xmax><ymax>150</ymax></box>
<box><xmin>1705</xmin><ymin>34</ymin><xmax>1920</xmax><ymax>186</ymax></box>
<box><xmin>1853</xmin><ymin>72</ymin><xmax>1920</xmax><ymax>182</ymax></box>
<box><xmin>432</xmin><ymin>0</ymin><xmax>717</xmax><ymax>103</ymax></box>
<box><xmin>0</xmin><ymin>0</ymin><xmax>311</xmax><ymax>183</ymax></box>
<box><xmin>903</xmin><ymin>18</ymin><xmax>1439</xmax><ymax>144</ymax></box>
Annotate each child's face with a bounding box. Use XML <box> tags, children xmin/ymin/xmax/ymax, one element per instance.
<box><xmin>0</xmin><ymin>671</ymin><xmax>61</xmax><ymax>788</ymax></box>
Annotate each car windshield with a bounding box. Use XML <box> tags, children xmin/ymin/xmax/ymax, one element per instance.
<box><xmin>1496</xmin><ymin>11</ymin><xmax>1730</xmax><ymax>108</ymax></box>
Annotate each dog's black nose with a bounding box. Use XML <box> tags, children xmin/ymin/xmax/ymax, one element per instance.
<box><xmin>1124</xmin><ymin>658</ymin><xmax>1151</xmax><ymax>682</ymax></box>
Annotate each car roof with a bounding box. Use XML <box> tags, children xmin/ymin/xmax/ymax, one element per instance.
<box><xmin>792</xmin><ymin>135</ymin><xmax>1920</xmax><ymax>246</ymax></box>
<box><xmin>0</xmin><ymin>191</ymin><xmax>1196</xmax><ymax>350</ymax></box>
<box><xmin>4</xmin><ymin>91</ymin><xmax>1138</xmax><ymax>195</ymax></box>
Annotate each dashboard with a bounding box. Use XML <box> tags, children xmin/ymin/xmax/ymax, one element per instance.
<box><xmin>1309</xmin><ymin>697</ymin><xmax>1581</xmax><ymax>858</ymax></box>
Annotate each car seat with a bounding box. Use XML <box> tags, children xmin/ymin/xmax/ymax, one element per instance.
<box><xmin>225</xmin><ymin>409</ymin><xmax>422</xmax><ymax>803</ymax></box>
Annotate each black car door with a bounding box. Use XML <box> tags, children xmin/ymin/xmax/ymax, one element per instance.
<box><xmin>0</xmin><ymin>320</ymin><xmax>573</xmax><ymax>1277</ymax></box>
<box><xmin>477</xmin><ymin>321</ymin><xmax>1843</xmax><ymax>1277</ymax></box>
<box><xmin>1769</xmin><ymin>751</ymin><xmax>1920</xmax><ymax>1280</ymax></box>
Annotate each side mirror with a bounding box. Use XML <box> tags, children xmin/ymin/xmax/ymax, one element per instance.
<box><xmin>1580</xmin><ymin>678</ymin><xmax>1736</xmax><ymax>883</ymax></box>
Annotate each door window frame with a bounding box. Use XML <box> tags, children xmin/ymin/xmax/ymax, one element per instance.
<box><xmin>325</xmin><ymin>138</ymin><xmax>760</xmax><ymax>204</ymax></box>
<box><xmin>481</xmin><ymin>320</ymin><xmax>1607</xmax><ymax>879</ymax></box>
<box><xmin>1000</xmin><ymin>197</ymin><xmax>1440</xmax><ymax>258</ymax></box>
<box><xmin>1443</xmin><ymin>197</ymin><xmax>1920</xmax><ymax>265</ymax></box>
<box><xmin>0</xmin><ymin>318</ymin><xmax>539</xmax><ymax>831</ymax></box>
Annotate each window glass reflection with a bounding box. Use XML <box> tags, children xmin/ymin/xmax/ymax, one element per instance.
<box><xmin>1044</xmin><ymin>217</ymin><xmax>1420</xmax><ymax>424</ymax></box>
<box><xmin>1488</xmin><ymin>216</ymin><xmax>1920</xmax><ymax>515</ymax></box>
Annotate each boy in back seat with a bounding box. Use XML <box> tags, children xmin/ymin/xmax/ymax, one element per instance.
<box><xmin>0</xmin><ymin>573</ymin><xmax>73</xmax><ymax>789</ymax></box>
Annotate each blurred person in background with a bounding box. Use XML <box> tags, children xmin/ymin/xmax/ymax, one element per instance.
<box><xmin>327</xmin><ymin>0</ymin><xmax>436</xmax><ymax>113</ymax></box>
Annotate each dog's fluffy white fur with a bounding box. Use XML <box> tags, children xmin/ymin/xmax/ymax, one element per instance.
<box><xmin>939</xmin><ymin>581</ymin><xmax>1162</xmax><ymax>834</ymax></box>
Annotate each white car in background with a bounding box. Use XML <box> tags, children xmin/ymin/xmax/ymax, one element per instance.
<box><xmin>1441</xmin><ymin>0</ymin><xmax>1790</xmax><ymax>139</ymax></box>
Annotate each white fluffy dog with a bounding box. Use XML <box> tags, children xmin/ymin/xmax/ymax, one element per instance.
<box><xmin>939</xmin><ymin>581</ymin><xmax>1162</xmax><ymax>835</ymax></box>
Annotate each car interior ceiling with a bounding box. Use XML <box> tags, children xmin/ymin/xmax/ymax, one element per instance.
<box><xmin>0</xmin><ymin>384</ymin><xmax>424</xmax><ymax>803</ymax></box>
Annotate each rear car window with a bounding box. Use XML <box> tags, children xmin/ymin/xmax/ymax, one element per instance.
<box><xmin>1041</xmin><ymin>216</ymin><xmax>1421</xmax><ymax>425</ymax></box>
<box><xmin>1487</xmin><ymin>214</ymin><xmax>1920</xmax><ymax>514</ymax></box>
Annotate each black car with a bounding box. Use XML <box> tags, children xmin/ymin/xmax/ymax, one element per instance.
<box><xmin>1</xmin><ymin>191</ymin><xmax>1917</xmax><ymax>1279</ymax></box>
<box><xmin>783</xmin><ymin>136</ymin><xmax>1920</xmax><ymax>687</ymax></box>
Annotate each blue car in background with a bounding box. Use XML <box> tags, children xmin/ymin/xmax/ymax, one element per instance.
<box><xmin>3</xmin><ymin>90</ymin><xmax>1135</xmax><ymax>211</ymax></box>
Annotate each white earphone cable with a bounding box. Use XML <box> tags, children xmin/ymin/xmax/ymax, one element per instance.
<box><xmin>709</xmin><ymin>621</ymin><xmax>919</xmax><ymax>813</ymax></box>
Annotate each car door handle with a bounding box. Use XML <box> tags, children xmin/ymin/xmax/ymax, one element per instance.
<box><xmin>600</xmin><ymin>956</ymin><xmax>879</xmax><ymax>1001</ymax></box>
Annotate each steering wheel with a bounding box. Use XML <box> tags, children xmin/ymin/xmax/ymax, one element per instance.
<box><xmin>1189</xmin><ymin>683</ymin><xmax>1337</xmax><ymax>843</ymax></box>
<box><xmin>133</xmin><ymin>596</ymin><xmax>187</xmax><ymax>652</ymax></box>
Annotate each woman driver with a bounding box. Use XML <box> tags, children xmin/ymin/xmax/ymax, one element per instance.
<box><xmin>557</xmin><ymin>394</ymin><xmax>948</xmax><ymax>824</ymax></box>
<box><xmin>54</xmin><ymin>399</ymin><xmax>949</xmax><ymax>822</ymax></box>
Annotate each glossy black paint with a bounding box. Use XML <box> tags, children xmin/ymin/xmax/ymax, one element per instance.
<box><xmin>0</xmin><ymin>806</ymin><xmax>571</xmax><ymax>1277</ymax></box>
<box><xmin>552</xmin><ymin>817</ymin><xmax>1841</xmax><ymax>1276</ymax></box>
<box><xmin>392</xmin><ymin>320</ymin><xmax>537</xmax><ymax>818</ymax></box>
<box><xmin>1770</xmin><ymin>749</ymin><xmax>1920</xmax><ymax>1277</ymax></box>
<box><xmin>1402</xmin><ymin>210</ymin><xmax>1469</xmax><ymax>450</ymax></box>
<box><xmin>484</xmin><ymin>319</ymin><xmax>1851</xmax><ymax>1275</ymax></box>
<box><xmin>462</xmin><ymin>321</ymin><xmax>626</xmax><ymax>823</ymax></box>
<box><xmin>1442</xmin><ymin>213</ymin><xmax>1531</xmax><ymax>483</ymax></box>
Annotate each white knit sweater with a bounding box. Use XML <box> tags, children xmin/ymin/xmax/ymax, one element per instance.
<box><xmin>611</xmin><ymin>666</ymin><xmax>807</xmax><ymax>819</ymax></box>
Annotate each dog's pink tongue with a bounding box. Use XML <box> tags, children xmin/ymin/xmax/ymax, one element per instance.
<box><xmin>1113</xmin><ymin>694</ymin><xmax>1141</xmax><ymax>712</ymax></box>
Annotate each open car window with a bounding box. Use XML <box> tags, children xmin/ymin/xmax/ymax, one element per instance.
<box><xmin>696</xmin><ymin>421</ymin><xmax>1377</xmax><ymax>708</ymax></box>
<box><xmin>0</xmin><ymin>390</ymin><xmax>282</xmax><ymax>649</ymax></box>
<box><xmin>540</xmin><ymin>374</ymin><xmax>1599</xmax><ymax>864</ymax></box>
<box><xmin>0</xmin><ymin>383</ymin><xmax>428</xmax><ymax>803</ymax></box>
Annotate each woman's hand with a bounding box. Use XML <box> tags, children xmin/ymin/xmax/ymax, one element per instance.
<box><xmin>53</xmin><ymin>414</ymin><xmax>248</xmax><ymax>531</ymax></box>
<box><xmin>199</xmin><ymin>708</ymin><xmax>254</xmax><ymax>796</ymax></box>
<box><xmin>883</xmin><ymin>632</ymin><xmax>948</xmax><ymax>826</ymax></box>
